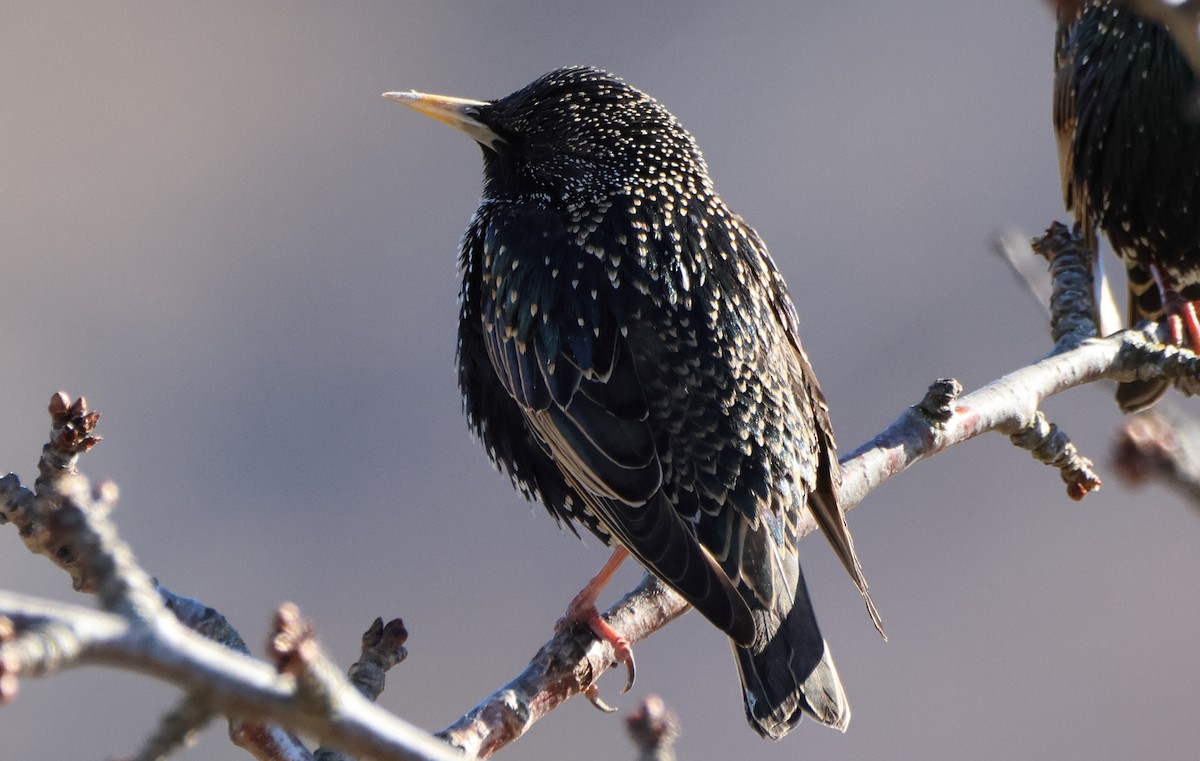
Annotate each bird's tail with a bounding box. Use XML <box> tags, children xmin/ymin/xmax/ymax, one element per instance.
<box><xmin>1115</xmin><ymin>378</ymin><xmax>1170</xmax><ymax>413</ymax></box>
<box><xmin>733</xmin><ymin>575</ymin><xmax>850</xmax><ymax>738</ymax></box>
<box><xmin>1116</xmin><ymin>260</ymin><xmax>1193</xmax><ymax>412</ymax></box>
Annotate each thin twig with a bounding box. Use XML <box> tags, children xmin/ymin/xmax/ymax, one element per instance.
<box><xmin>316</xmin><ymin>617</ymin><xmax>409</xmax><ymax>761</ymax></box>
<box><xmin>625</xmin><ymin>695</ymin><xmax>679</xmax><ymax>761</ymax></box>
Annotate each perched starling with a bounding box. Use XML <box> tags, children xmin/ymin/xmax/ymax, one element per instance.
<box><xmin>385</xmin><ymin>66</ymin><xmax>880</xmax><ymax>738</ymax></box>
<box><xmin>1055</xmin><ymin>1</ymin><xmax>1200</xmax><ymax>411</ymax></box>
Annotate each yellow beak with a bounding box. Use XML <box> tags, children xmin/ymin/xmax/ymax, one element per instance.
<box><xmin>383</xmin><ymin>90</ymin><xmax>502</xmax><ymax>147</ymax></box>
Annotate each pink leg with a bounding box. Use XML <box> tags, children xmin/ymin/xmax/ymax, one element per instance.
<box><xmin>1181</xmin><ymin>301</ymin><xmax>1200</xmax><ymax>354</ymax></box>
<box><xmin>555</xmin><ymin>546</ymin><xmax>636</xmax><ymax>704</ymax></box>
<box><xmin>1150</xmin><ymin>263</ymin><xmax>1200</xmax><ymax>353</ymax></box>
<box><xmin>1169</xmin><ymin>313</ymin><xmax>1185</xmax><ymax>348</ymax></box>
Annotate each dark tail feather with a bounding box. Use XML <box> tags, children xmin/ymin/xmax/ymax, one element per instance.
<box><xmin>1117</xmin><ymin>263</ymin><xmax>1172</xmax><ymax>413</ymax></box>
<box><xmin>733</xmin><ymin>579</ymin><xmax>850</xmax><ymax>738</ymax></box>
<box><xmin>1116</xmin><ymin>378</ymin><xmax>1169</xmax><ymax>413</ymax></box>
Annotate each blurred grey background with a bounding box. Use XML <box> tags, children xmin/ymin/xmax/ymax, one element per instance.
<box><xmin>2</xmin><ymin>2</ymin><xmax>1198</xmax><ymax>759</ymax></box>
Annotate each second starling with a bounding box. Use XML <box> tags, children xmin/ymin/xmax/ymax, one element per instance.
<box><xmin>386</xmin><ymin>66</ymin><xmax>881</xmax><ymax>738</ymax></box>
<box><xmin>1055</xmin><ymin>0</ymin><xmax>1200</xmax><ymax>410</ymax></box>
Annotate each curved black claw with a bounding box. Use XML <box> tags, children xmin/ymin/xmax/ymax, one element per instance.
<box><xmin>556</xmin><ymin>608</ymin><xmax>637</xmax><ymax>709</ymax></box>
<box><xmin>579</xmin><ymin>619</ymin><xmax>636</xmax><ymax>712</ymax></box>
<box><xmin>586</xmin><ymin>612</ymin><xmax>635</xmax><ymax>694</ymax></box>
<box><xmin>584</xmin><ymin>684</ymin><xmax>618</xmax><ymax>713</ymax></box>
<box><xmin>616</xmin><ymin>645</ymin><xmax>636</xmax><ymax>694</ymax></box>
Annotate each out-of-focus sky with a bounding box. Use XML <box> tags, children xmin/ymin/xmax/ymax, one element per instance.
<box><xmin>2</xmin><ymin>2</ymin><xmax>1198</xmax><ymax>759</ymax></box>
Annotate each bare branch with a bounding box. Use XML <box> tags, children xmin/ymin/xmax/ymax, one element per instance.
<box><xmin>0</xmin><ymin>587</ymin><xmax>460</xmax><ymax>761</ymax></box>
<box><xmin>1004</xmin><ymin>221</ymin><xmax>1200</xmax><ymax>510</ymax></box>
<box><xmin>0</xmin><ymin>396</ymin><xmax>463</xmax><ymax>761</ymax></box>
<box><xmin>1009</xmin><ymin>410</ymin><xmax>1101</xmax><ymax>500</ymax></box>
<box><xmin>158</xmin><ymin>582</ymin><xmax>250</xmax><ymax>655</ymax></box>
<box><xmin>844</xmin><ymin>339</ymin><xmax>1100</xmax><ymax>507</ymax></box>
<box><xmin>7</xmin><ymin>221</ymin><xmax>1200</xmax><ymax>761</ymax></box>
<box><xmin>438</xmin><ymin>575</ymin><xmax>687</xmax><ymax>758</ymax></box>
<box><xmin>1031</xmin><ymin>222</ymin><xmax>1098</xmax><ymax>348</ymax></box>
<box><xmin>315</xmin><ymin>617</ymin><xmax>409</xmax><ymax>761</ymax></box>
<box><xmin>351</xmin><ymin>617</ymin><xmax>409</xmax><ymax>699</ymax></box>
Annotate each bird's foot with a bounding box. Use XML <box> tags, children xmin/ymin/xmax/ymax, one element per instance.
<box><xmin>552</xmin><ymin>546</ymin><xmax>635</xmax><ymax>709</ymax></box>
<box><xmin>555</xmin><ymin>595</ymin><xmax>637</xmax><ymax>705</ymax></box>
<box><xmin>1149</xmin><ymin>264</ymin><xmax>1200</xmax><ymax>354</ymax></box>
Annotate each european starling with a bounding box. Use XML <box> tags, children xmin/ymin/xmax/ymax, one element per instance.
<box><xmin>385</xmin><ymin>66</ymin><xmax>881</xmax><ymax>738</ymax></box>
<box><xmin>1055</xmin><ymin>0</ymin><xmax>1200</xmax><ymax>411</ymax></box>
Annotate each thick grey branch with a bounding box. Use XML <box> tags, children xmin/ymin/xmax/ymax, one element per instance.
<box><xmin>839</xmin><ymin>328</ymin><xmax>1178</xmax><ymax>509</ymax></box>
<box><xmin>0</xmin><ymin>589</ymin><xmax>460</xmax><ymax>761</ymax></box>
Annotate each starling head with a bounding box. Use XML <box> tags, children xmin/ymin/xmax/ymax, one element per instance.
<box><xmin>386</xmin><ymin>66</ymin><xmax>711</xmax><ymax>206</ymax></box>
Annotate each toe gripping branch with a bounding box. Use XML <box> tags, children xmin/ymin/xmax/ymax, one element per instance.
<box><xmin>1149</xmin><ymin>262</ymin><xmax>1200</xmax><ymax>354</ymax></box>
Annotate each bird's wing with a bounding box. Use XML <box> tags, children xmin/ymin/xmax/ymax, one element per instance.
<box><xmin>750</xmin><ymin>225</ymin><xmax>884</xmax><ymax>636</ymax></box>
<box><xmin>1053</xmin><ymin>10</ymin><xmax>1087</xmax><ymax>237</ymax></box>
<box><xmin>1053</xmin><ymin>8</ymin><xmax>1154</xmax><ymax>330</ymax></box>
<box><xmin>480</xmin><ymin>204</ymin><xmax>755</xmax><ymax>645</ymax></box>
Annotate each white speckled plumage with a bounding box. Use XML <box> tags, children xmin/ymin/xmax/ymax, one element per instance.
<box><xmin>392</xmin><ymin>66</ymin><xmax>879</xmax><ymax>738</ymax></box>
